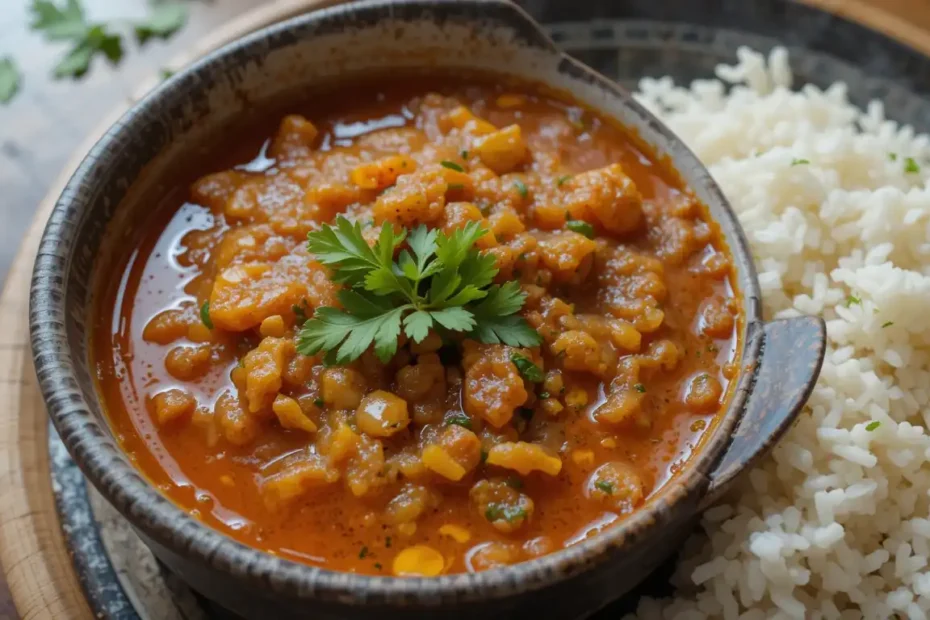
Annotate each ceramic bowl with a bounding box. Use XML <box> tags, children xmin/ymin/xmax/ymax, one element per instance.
<box><xmin>29</xmin><ymin>0</ymin><xmax>826</xmax><ymax>618</ymax></box>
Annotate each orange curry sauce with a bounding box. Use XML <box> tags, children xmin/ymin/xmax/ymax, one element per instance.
<box><xmin>93</xmin><ymin>76</ymin><xmax>741</xmax><ymax>576</ymax></box>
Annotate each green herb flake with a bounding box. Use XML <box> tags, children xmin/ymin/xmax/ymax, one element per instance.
<box><xmin>0</xmin><ymin>57</ymin><xmax>22</xmax><ymax>104</ymax></box>
<box><xmin>565</xmin><ymin>220</ymin><xmax>595</xmax><ymax>239</ymax></box>
<box><xmin>446</xmin><ymin>414</ymin><xmax>473</xmax><ymax>430</ymax></box>
<box><xmin>633</xmin><ymin>383</ymin><xmax>646</xmax><ymax>393</ymax></box>
<box><xmin>905</xmin><ymin>157</ymin><xmax>920</xmax><ymax>173</ymax></box>
<box><xmin>509</xmin><ymin>352</ymin><xmax>544</xmax><ymax>383</ymax></box>
<box><xmin>505</xmin><ymin>477</ymin><xmax>524</xmax><ymax>489</ymax></box>
<box><xmin>791</xmin><ymin>158</ymin><xmax>810</xmax><ymax>166</ymax></box>
<box><xmin>31</xmin><ymin>0</ymin><xmax>126</xmax><ymax>79</ymax></box>
<box><xmin>556</xmin><ymin>175</ymin><xmax>572</xmax><ymax>187</ymax></box>
<box><xmin>513</xmin><ymin>180</ymin><xmax>528</xmax><ymax>198</ymax></box>
<box><xmin>889</xmin><ymin>153</ymin><xmax>898</xmax><ymax>161</ymax></box>
<box><xmin>865</xmin><ymin>421</ymin><xmax>881</xmax><ymax>432</ymax></box>
<box><xmin>358</xmin><ymin>546</ymin><xmax>369</xmax><ymax>559</ymax></box>
<box><xmin>385</xmin><ymin>536</ymin><xmax>392</xmax><ymax>548</ymax></box>
<box><xmin>159</xmin><ymin>67</ymin><xmax>175</xmax><ymax>80</ymax></box>
<box><xmin>485</xmin><ymin>504</ymin><xmax>527</xmax><ymax>524</ymax></box>
<box><xmin>595</xmin><ymin>480</ymin><xmax>615</xmax><ymax>495</ymax></box>
<box><xmin>297</xmin><ymin>217</ymin><xmax>541</xmax><ymax>365</ymax></box>
<box><xmin>460</xmin><ymin>149</ymin><xmax>469</xmax><ymax>159</ymax></box>
<box><xmin>846</xmin><ymin>294</ymin><xmax>862</xmax><ymax>307</ymax></box>
<box><xmin>313</xmin><ymin>397</ymin><xmax>324</xmax><ymax>408</ymax></box>
<box><xmin>882</xmin><ymin>321</ymin><xmax>894</xmax><ymax>328</ymax></box>
<box><xmin>480</xmin><ymin>449</ymin><xmax>489</xmax><ymax>463</ymax></box>
<box><xmin>200</xmin><ymin>301</ymin><xmax>214</xmax><ymax>330</ymax></box>
<box><xmin>292</xmin><ymin>304</ymin><xmax>308</xmax><ymax>326</ymax></box>
<box><xmin>539</xmin><ymin>391</ymin><xmax>550</xmax><ymax>399</ymax></box>
<box><xmin>374</xmin><ymin>562</ymin><xmax>383</xmax><ymax>570</ymax></box>
<box><xmin>440</xmin><ymin>160</ymin><xmax>464</xmax><ymax>172</ymax></box>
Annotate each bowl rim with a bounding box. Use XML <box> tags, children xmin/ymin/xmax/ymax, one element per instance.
<box><xmin>29</xmin><ymin>0</ymin><xmax>763</xmax><ymax>605</ymax></box>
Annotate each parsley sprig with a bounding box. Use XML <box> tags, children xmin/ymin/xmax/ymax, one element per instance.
<box><xmin>297</xmin><ymin>217</ymin><xmax>541</xmax><ymax>365</ymax></box>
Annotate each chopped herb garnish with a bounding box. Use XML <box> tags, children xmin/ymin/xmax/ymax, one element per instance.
<box><xmin>846</xmin><ymin>294</ymin><xmax>862</xmax><ymax>307</ymax></box>
<box><xmin>448</xmin><ymin>183</ymin><xmax>465</xmax><ymax>191</ymax></box>
<box><xmin>313</xmin><ymin>397</ymin><xmax>324</xmax><ymax>408</ymax></box>
<box><xmin>446</xmin><ymin>414</ymin><xmax>473</xmax><ymax>430</ymax></box>
<box><xmin>200</xmin><ymin>301</ymin><xmax>214</xmax><ymax>330</ymax></box>
<box><xmin>518</xmin><ymin>407</ymin><xmax>534</xmax><ymax>421</ymax></box>
<box><xmin>440</xmin><ymin>160</ymin><xmax>464</xmax><ymax>172</ymax></box>
<box><xmin>791</xmin><ymin>158</ymin><xmax>810</xmax><ymax>166</ymax></box>
<box><xmin>889</xmin><ymin>153</ymin><xmax>898</xmax><ymax>161</ymax></box>
<box><xmin>480</xmin><ymin>449</ymin><xmax>489</xmax><ymax>463</ymax></box>
<box><xmin>594</xmin><ymin>480</ymin><xmax>615</xmax><ymax>495</ymax></box>
<box><xmin>297</xmin><ymin>217</ymin><xmax>541</xmax><ymax>364</ymax></box>
<box><xmin>509</xmin><ymin>352</ymin><xmax>544</xmax><ymax>383</ymax></box>
<box><xmin>905</xmin><ymin>157</ymin><xmax>920</xmax><ymax>173</ymax></box>
<box><xmin>556</xmin><ymin>175</ymin><xmax>572</xmax><ymax>187</ymax></box>
<box><xmin>374</xmin><ymin>562</ymin><xmax>383</xmax><ymax>570</ymax></box>
<box><xmin>160</xmin><ymin>68</ymin><xmax>175</xmax><ymax>80</ymax></box>
<box><xmin>358</xmin><ymin>546</ymin><xmax>369</xmax><ymax>559</ymax></box>
<box><xmin>292</xmin><ymin>304</ymin><xmax>308</xmax><ymax>326</ymax></box>
<box><xmin>865</xmin><ymin>421</ymin><xmax>881</xmax><ymax>431</ymax></box>
<box><xmin>513</xmin><ymin>180</ymin><xmax>528</xmax><ymax>198</ymax></box>
<box><xmin>460</xmin><ymin>149</ymin><xmax>469</xmax><ymax>159</ymax></box>
<box><xmin>485</xmin><ymin>504</ymin><xmax>527</xmax><ymax>523</ymax></box>
<box><xmin>882</xmin><ymin>321</ymin><xmax>894</xmax><ymax>328</ymax></box>
<box><xmin>566</xmin><ymin>220</ymin><xmax>595</xmax><ymax>239</ymax></box>
<box><xmin>385</xmin><ymin>536</ymin><xmax>392</xmax><ymax>548</ymax></box>
<box><xmin>633</xmin><ymin>383</ymin><xmax>646</xmax><ymax>393</ymax></box>
<box><xmin>0</xmin><ymin>58</ymin><xmax>21</xmax><ymax>104</ymax></box>
<box><xmin>707</xmin><ymin>344</ymin><xmax>719</xmax><ymax>353</ymax></box>
<box><xmin>505</xmin><ymin>477</ymin><xmax>524</xmax><ymax>489</ymax></box>
<box><xmin>539</xmin><ymin>391</ymin><xmax>550</xmax><ymax>399</ymax></box>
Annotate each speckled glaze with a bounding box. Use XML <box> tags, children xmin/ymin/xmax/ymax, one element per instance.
<box><xmin>30</xmin><ymin>1</ymin><xmax>826</xmax><ymax>618</ymax></box>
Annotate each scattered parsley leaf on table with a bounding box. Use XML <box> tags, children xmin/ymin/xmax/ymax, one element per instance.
<box><xmin>30</xmin><ymin>0</ymin><xmax>123</xmax><ymax>78</ymax></box>
<box><xmin>0</xmin><ymin>58</ymin><xmax>21</xmax><ymax>104</ymax></box>
<box><xmin>135</xmin><ymin>2</ymin><xmax>189</xmax><ymax>45</ymax></box>
<box><xmin>298</xmin><ymin>217</ymin><xmax>541</xmax><ymax>364</ymax></box>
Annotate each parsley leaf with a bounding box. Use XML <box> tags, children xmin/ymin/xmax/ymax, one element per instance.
<box><xmin>200</xmin><ymin>301</ymin><xmax>213</xmax><ymax>330</ymax></box>
<box><xmin>595</xmin><ymin>480</ymin><xmax>614</xmax><ymax>494</ymax></box>
<box><xmin>30</xmin><ymin>0</ymin><xmax>86</xmax><ymax>40</ymax></box>
<box><xmin>566</xmin><ymin>220</ymin><xmax>595</xmax><ymax>238</ymax></box>
<box><xmin>513</xmin><ymin>179</ymin><xmax>528</xmax><ymax>198</ymax></box>
<box><xmin>865</xmin><ymin>421</ymin><xmax>881</xmax><ymax>432</ymax></box>
<box><xmin>556</xmin><ymin>175</ymin><xmax>572</xmax><ymax>187</ymax></box>
<box><xmin>634</xmin><ymin>383</ymin><xmax>646</xmax><ymax>393</ymax></box>
<box><xmin>846</xmin><ymin>294</ymin><xmax>862</xmax><ymax>307</ymax></box>
<box><xmin>297</xmin><ymin>216</ymin><xmax>540</xmax><ymax>364</ymax></box>
<box><xmin>446</xmin><ymin>414</ymin><xmax>473</xmax><ymax>430</ymax></box>
<box><xmin>0</xmin><ymin>58</ymin><xmax>21</xmax><ymax>104</ymax></box>
<box><xmin>440</xmin><ymin>160</ymin><xmax>464</xmax><ymax>172</ymax></box>
<box><xmin>510</xmin><ymin>352</ymin><xmax>544</xmax><ymax>383</ymax></box>
<box><xmin>135</xmin><ymin>2</ymin><xmax>188</xmax><ymax>44</ymax></box>
<box><xmin>881</xmin><ymin>321</ymin><xmax>894</xmax><ymax>328</ymax></box>
<box><xmin>905</xmin><ymin>157</ymin><xmax>920</xmax><ymax>173</ymax></box>
<box><xmin>790</xmin><ymin>158</ymin><xmax>809</xmax><ymax>166</ymax></box>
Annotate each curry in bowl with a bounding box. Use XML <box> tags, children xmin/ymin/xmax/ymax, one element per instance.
<box><xmin>93</xmin><ymin>76</ymin><xmax>741</xmax><ymax>577</ymax></box>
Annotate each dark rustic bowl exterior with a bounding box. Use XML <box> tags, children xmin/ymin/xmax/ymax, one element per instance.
<box><xmin>29</xmin><ymin>0</ymin><xmax>826</xmax><ymax>618</ymax></box>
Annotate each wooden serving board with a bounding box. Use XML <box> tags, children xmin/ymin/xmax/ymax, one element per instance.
<box><xmin>0</xmin><ymin>1</ymin><xmax>926</xmax><ymax>619</ymax></box>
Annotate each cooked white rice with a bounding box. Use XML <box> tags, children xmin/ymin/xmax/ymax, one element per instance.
<box><xmin>628</xmin><ymin>47</ymin><xmax>930</xmax><ymax>620</ymax></box>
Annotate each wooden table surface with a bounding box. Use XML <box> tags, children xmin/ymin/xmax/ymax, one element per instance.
<box><xmin>0</xmin><ymin>0</ymin><xmax>928</xmax><ymax>618</ymax></box>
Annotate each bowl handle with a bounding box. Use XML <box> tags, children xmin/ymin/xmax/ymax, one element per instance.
<box><xmin>700</xmin><ymin>316</ymin><xmax>826</xmax><ymax>510</ymax></box>
<box><xmin>440</xmin><ymin>0</ymin><xmax>561</xmax><ymax>53</ymax></box>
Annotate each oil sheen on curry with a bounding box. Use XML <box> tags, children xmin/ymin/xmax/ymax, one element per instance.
<box><xmin>94</xmin><ymin>76</ymin><xmax>741</xmax><ymax>577</ymax></box>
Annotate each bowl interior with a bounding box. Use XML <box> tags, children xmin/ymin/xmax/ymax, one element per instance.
<box><xmin>32</xmin><ymin>0</ymin><xmax>759</xmax><ymax>602</ymax></box>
